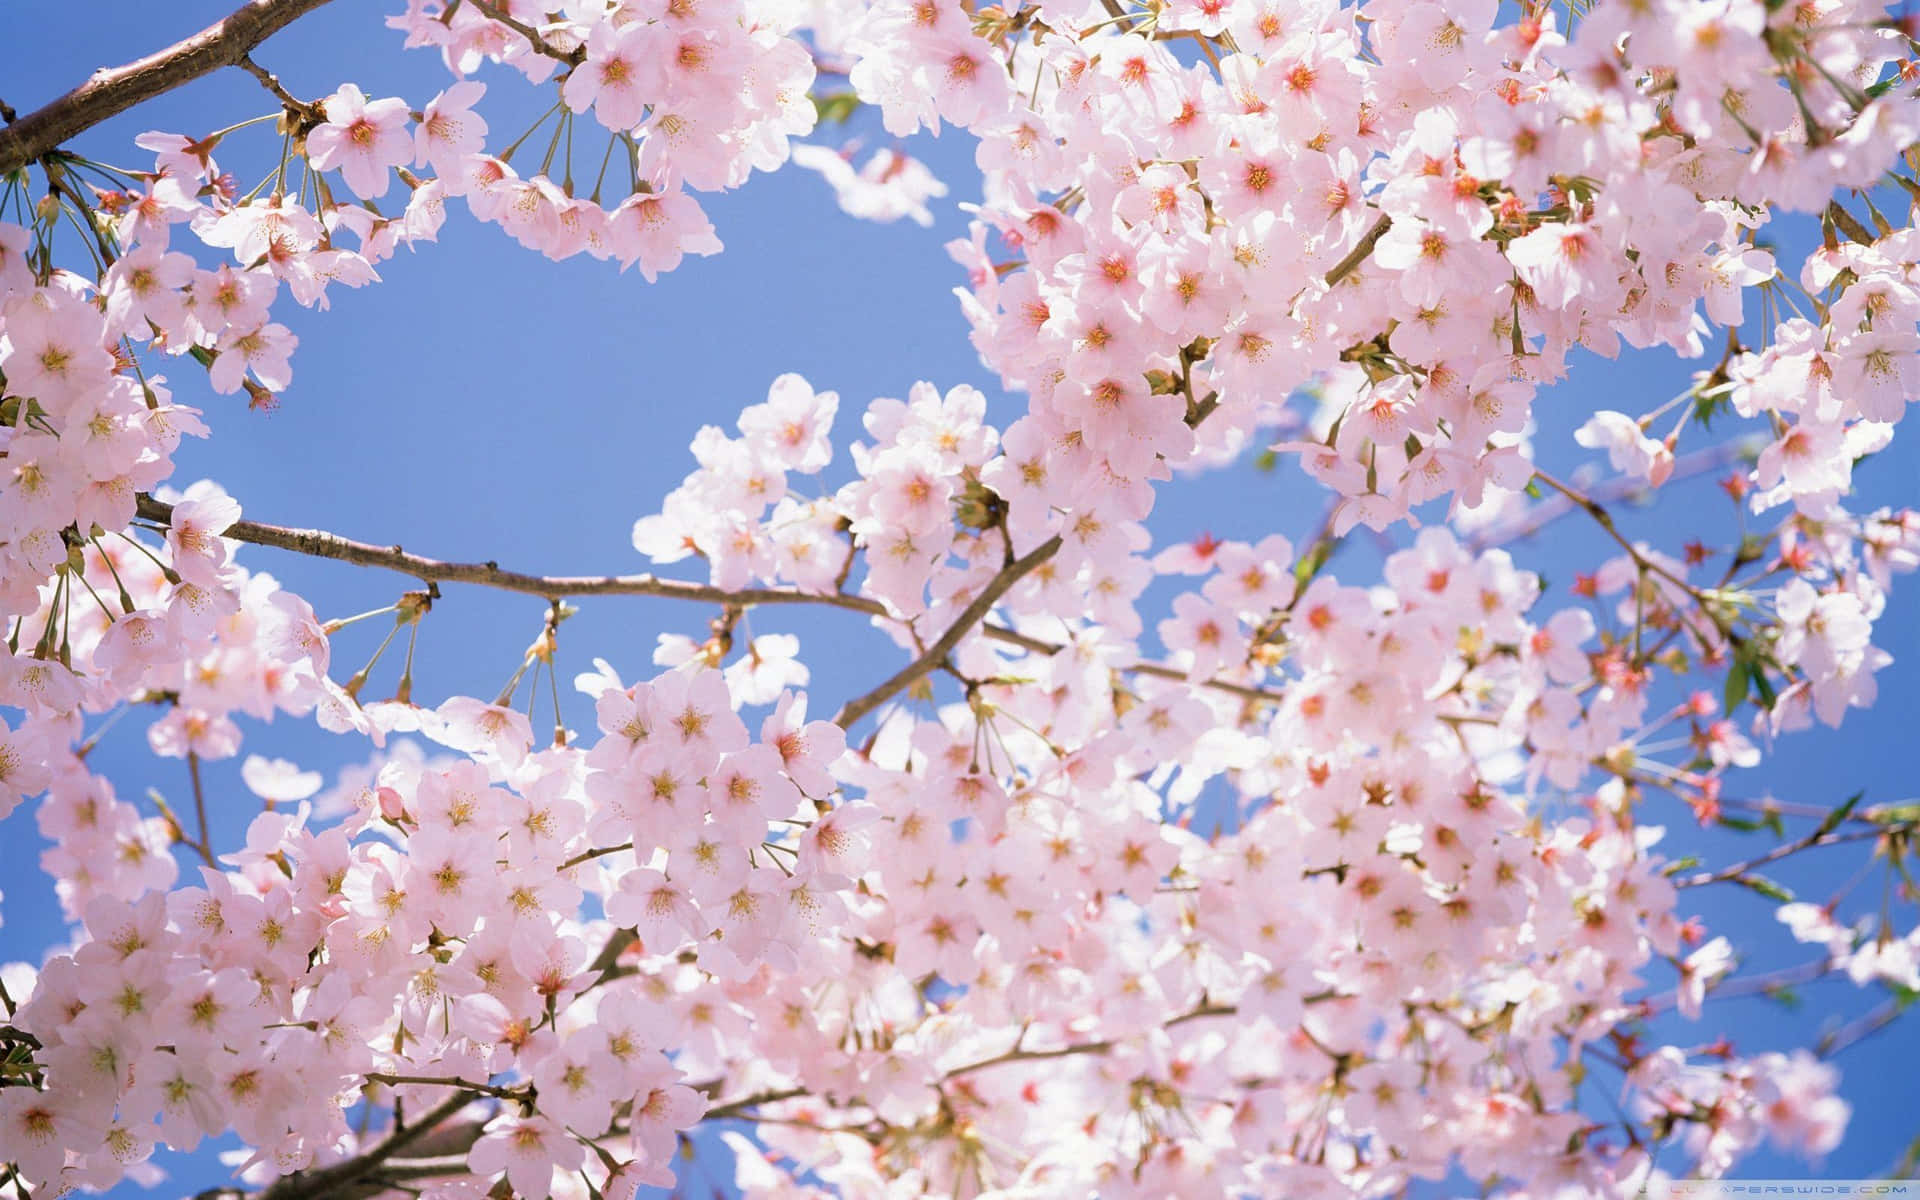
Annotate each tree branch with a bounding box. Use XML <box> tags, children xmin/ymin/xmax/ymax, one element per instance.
<box><xmin>941</xmin><ymin>1003</ymin><xmax>1237</xmax><ymax>1081</ymax></box>
<box><xmin>585</xmin><ymin>927</ymin><xmax>637</xmax><ymax>986</ymax></box>
<box><xmin>1465</xmin><ymin>442</ymin><xmax>1747</xmax><ymax>554</ymax></box>
<box><xmin>464</xmin><ymin>0</ymin><xmax>585</xmax><ymax>65</ymax></box>
<box><xmin>363</xmin><ymin>1073</ymin><xmax>528</xmax><ymax>1102</ymax></box>
<box><xmin>1531</xmin><ymin>470</ymin><xmax>1704</xmax><ymax>602</ymax></box>
<box><xmin>0</xmin><ymin>0</ymin><xmax>339</xmax><ymax>176</ymax></box>
<box><xmin>833</xmin><ymin>535</ymin><xmax>1063</xmax><ymax>729</ymax></box>
<box><xmin>135</xmin><ymin>494</ymin><xmax>1289</xmax><ymax>711</ymax></box>
<box><xmin>188</xmin><ymin>749</ymin><xmax>213</xmax><ymax>861</ymax></box>
<box><xmin>136</xmin><ymin>491</ymin><xmax>1284</xmax><ymax>714</ymax></box>
<box><xmin>1820</xmin><ymin>995</ymin><xmax>1906</xmax><ymax>1058</ymax></box>
<box><xmin>134</xmin><ymin>494</ymin><xmax>890</xmax><ymax>612</ymax></box>
<box><xmin>1323</xmin><ymin>213</ymin><xmax>1392</xmax><ymax>288</ymax></box>
<box><xmin>703</xmin><ymin>1086</ymin><xmax>810</xmax><ymax>1121</ymax></box>
<box><xmin>236</xmin><ymin>54</ymin><xmax>322</xmax><ymax>123</ymax></box>
<box><xmin>980</xmin><ymin>623</ymin><xmax>1288</xmax><ymax>705</ymax></box>
<box><xmin>1674</xmin><ymin>826</ymin><xmax>1885</xmax><ymax>890</ymax></box>
<box><xmin>257</xmin><ymin>1091</ymin><xmax>473</xmax><ymax>1200</ymax></box>
<box><xmin>1641</xmin><ymin>955</ymin><xmax>1838</xmax><ymax>1016</ymax></box>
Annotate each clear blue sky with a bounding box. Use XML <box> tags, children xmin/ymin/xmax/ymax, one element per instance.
<box><xmin>2</xmin><ymin>1</ymin><xmax>1918</xmax><ymax>1193</ymax></box>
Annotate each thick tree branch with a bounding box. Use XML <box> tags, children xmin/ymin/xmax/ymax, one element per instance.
<box><xmin>257</xmin><ymin>1090</ymin><xmax>472</xmax><ymax>1200</ymax></box>
<box><xmin>0</xmin><ymin>0</ymin><xmax>338</xmax><ymax>176</ymax></box>
<box><xmin>833</xmin><ymin>535</ymin><xmax>1063</xmax><ymax>729</ymax></box>
<box><xmin>134</xmin><ymin>494</ymin><xmax>890</xmax><ymax>612</ymax></box>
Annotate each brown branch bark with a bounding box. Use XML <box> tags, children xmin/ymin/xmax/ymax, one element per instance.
<box><xmin>833</xmin><ymin>535</ymin><xmax>1063</xmax><ymax>729</ymax></box>
<box><xmin>0</xmin><ymin>0</ymin><xmax>339</xmax><ymax>176</ymax></box>
<box><xmin>1323</xmin><ymin>213</ymin><xmax>1392</xmax><ymax>288</ymax></box>
<box><xmin>256</xmin><ymin>1090</ymin><xmax>472</xmax><ymax>1200</ymax></box>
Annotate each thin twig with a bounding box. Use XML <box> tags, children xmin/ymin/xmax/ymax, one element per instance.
<box><xmin>236</xmin><ymin>54</ymin><xmax>321</xmax><ymax>123</ymax></box>
<box><xmin>464</xmin><ymin>0</ymin><xmax>584</xmax><ymax>64</ymax></box>
<box><xmin>703</xmin><ymin>1086</ymin><xmax>810</xmax><ymax>1121</ymax></box>
<box><xmin>1675</xmin><ymin>826</ymin><xmax>1885</xmax><ymax>889</ymax></box>
<box><xmin>1323</xmin><ymin>213</ymin><xmax>1392</xmax><ymax>287</ymax></box>
<box><xmin>981</xmin><ymin>623</ymin><xmax>1287</xmax><ymax>704</ymax></box>
<box><xmin>134</xmin><ymin>494</ymin><xmax>890</xmax><ymax>612</ymax></box>
<box><xmin>1467</xmin><ymin>442</ymin><xmax>1747</xmax><ymax>553</ymax></box>
<box><xmin>1819</xmin><ymin>995</ymin><xmax>1905</xmax><ymax>1058</ymax></box>
<box><xmin>833</xmin><ymin>535</ymin><xmax>1063</xmax><ymax>728</ymax></box>
<box><xmin>188</xmin><ymin>750</ymin><xmax>213</xmax><ymax>862</ymax></box>
<box><xmin>1642</xmin><ymin>956</ymin><xmax>1836</xmax><ymax>1016</ymax></box>
<box><xmin>1531</xmin><ymin>470</ymin><xmax>1703</xmax><ymax>602</ymax></box>
<box><xmin>363</xmin><ymin>1073</ymin><xmax>528</xmax><ymax>1101</ymax></box>
<box><xmin>942</xmin><ymin>1003</ymin><xmax>1237</xmax><ymax>1081</ymax></box>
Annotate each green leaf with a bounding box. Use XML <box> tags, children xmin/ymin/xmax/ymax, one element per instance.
<box><xmin>1814</xmin><ymin>791</ymin><xmax>1865</xmax><ymax>838</ymax></box>
<box><xmin>1733</xmin><ymin>872</ymin><xmax>1795</xmax><ymax>903</ymax></box>
<box><xmin>1723</xmin><ymin>653</ymin><xmax>1751</xmax><ymax>713</ymax></box>
<box><xmin>1874</xmin><ymin>801</ymin><xmax>1920</xmax><ymax>828</ymax></box>
<box><xmin>1293</xmin><ymin>539</ymin><xmax>1335</xmax><ymax>588</ymax></box>
<box><xmin>1691</xmin><ymin>387</ymin><xmax>1732</xmax><ymax>430</ymax></box>
<box><xmin>812</xmin><ymin>91</ymin><xmax>862</xmax><ymax>125</ymax></box>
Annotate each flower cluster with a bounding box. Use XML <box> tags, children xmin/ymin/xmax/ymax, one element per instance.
<box><xmin>385</xmin><ymin>0</ymin><xmax>818</xmax><ymax>275</ymax></box>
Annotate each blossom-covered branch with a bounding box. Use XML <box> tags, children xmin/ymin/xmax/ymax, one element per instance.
<box><xmin>133</xmin><ymin>493</ymin><xmax>889</xmax><ymax>611</ymax></box>
<box><xmin>832</xmin><ymin>533</ymin><xmax>1062</xmax><ymax>729</ymax></box>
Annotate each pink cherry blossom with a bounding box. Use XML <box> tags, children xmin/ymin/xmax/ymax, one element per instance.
<box><xmin>305</xmin><ymin>84</ymin><xmax>414</xmax><ymax>200</ymax></box>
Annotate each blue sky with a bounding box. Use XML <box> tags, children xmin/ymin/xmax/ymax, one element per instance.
<box><xmin>3</xmin><ymin>1</ymin><xmax>1919</xmax><ymax>1193</ymax></box>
